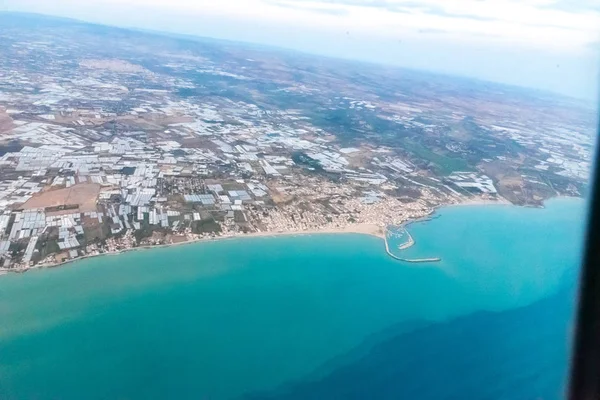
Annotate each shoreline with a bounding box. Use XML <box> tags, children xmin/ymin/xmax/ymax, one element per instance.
<box><xmin>384</xmin><ymin>195</ymin><xmax>581</xmax><ymax>262</ymax></box>
<box><xmin>0</xmin><ymin>223</ymin><xmax>386</xmax><ymax>275</ymax></box>
<box><xmin>0</xmin><ymin>195</ymin><xmax>581</xmax><ymax>277</ymax></box>
<box><xmin>400</xmin><ymin>195</ymin><xmax>579</xmax><ymax>230</ymax></box>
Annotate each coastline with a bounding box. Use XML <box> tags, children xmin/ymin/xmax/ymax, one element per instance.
<box><xmin>0</xmin><ymin>223</ymin><xmax>386</xmax><ymax>275</ymax></box>
<box><xmin>383</xmin><ymin>195</ymin><xmax>581</xmax><ymax>262</ymax></box>
<box><xmin>0</xmin><ymin>195</ymin><xmax>581</xmax><ymax>277</ymax></box>
<box><xmin>402</xmin><ymin>196</ymin><xmax>547</xmax><ymax>229</ymax></box>
<box><xmin>444</xmin><ymin>197</ymin><xmax>513</xmax><ymax>208</ymax></box>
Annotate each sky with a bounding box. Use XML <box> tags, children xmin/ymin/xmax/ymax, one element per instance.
<box><xmin>2</xmin><ymin>0</ymin><xmax>600</xmax><ymax>100</ymax></box>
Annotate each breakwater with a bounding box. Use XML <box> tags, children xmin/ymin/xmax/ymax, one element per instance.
<box><xmin>384</xmin><ymin>229</ymin><xmax>441</xmax><ymax>263</ymax></box>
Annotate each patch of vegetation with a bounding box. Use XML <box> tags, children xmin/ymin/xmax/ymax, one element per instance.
<box><xmin>171</xmin><ymin>149</ymin><xmax>188</xmax><ymax>157</ymax></box>
<box><xmin>191</xmin><ymin>217</ymin><xmax>221</xmax><ymax>234</ymax></box>
<box><xmin>177</xmin><ymin>88</ymin><xmax>198</xmax><ymax>97</ymax></box>
<box><xmin>121</xmin><ymin>166</ymin><xmax>136</xmax><ymax>175</ymax></box>
<box><xmin>133</xmin><ymin>217</ymin><xmax>157</xmax><ymax>243</ymax></box>
<box><xmin>3</xmin><ymin>213</ymin><xmax>15</xmax><ymax>236</ymax></box>
<box><xmin>233</xmin><ymin>210</ymin><xmax>246</xmax><ymax>223</ymax></box>
<box><xmin>84</xmin><ymin>223</ymin><xmax>108</xmax><ymax>244</ymax></box>
<box><xmin>45</xmin><ymin>204</ymin><xmax>79</xmax><ymax>213</ymax></box>
<box><xmin>401</xmin><ymin>139</ymin><xmax>471</xmax><ymax>175</ymax></box>
<box><xmin>37</xmin><ymin>238</ymin><xmax>60</xmax><ymax>259</ymax></box>
<box><xmin>0</xmin><ymin>140</ymin><xmax>23</xmax><ymax>156</ymax></box>
<box><xmin>292</xmin><ymin>151</ymin><xmax>322</xmax><ymax>170</ymax></box>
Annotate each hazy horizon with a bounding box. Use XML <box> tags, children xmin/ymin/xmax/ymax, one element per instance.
<box><xmin>1</xmin><ymin>0</ymin><xmax>599</xmax><ymax>100</ymax></box>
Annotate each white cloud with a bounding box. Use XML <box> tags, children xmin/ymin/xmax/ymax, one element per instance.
<box><xmin>112</xmin><ymin>0</ymin><xmax>600</xmax><ymax>51</ymax></box>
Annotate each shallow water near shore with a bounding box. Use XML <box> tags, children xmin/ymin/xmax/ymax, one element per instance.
<box><xmin>0</xmin><ymin>197</ymin><xmax>586</xmax><ymax>399</ymax></box>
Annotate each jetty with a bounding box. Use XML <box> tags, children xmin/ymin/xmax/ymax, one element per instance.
<box><xmin>398</xmin><ymin>229</ymin><xmax>415</xmax><ymax>250</ymax></box>
<box><xmin>384</xmin><ymin>229</ymin><xmax>441</xmax><ymax>264</ymax></box>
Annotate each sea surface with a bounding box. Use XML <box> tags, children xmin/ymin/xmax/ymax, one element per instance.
<box><xmin>0</xmin><ymin>197</ymin><xmax>586</xmax><ymax>399</ymax></box>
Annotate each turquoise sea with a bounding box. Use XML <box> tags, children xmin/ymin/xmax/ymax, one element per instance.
<box><xmin>0</xmin><ymin>198</ymin><xmax>586</xmax><ymax>399</ymax></box>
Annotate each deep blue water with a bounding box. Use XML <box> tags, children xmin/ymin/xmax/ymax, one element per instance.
<box><xmin>247</xmin><ymin>283</ymin><xmax>577</xmax><ymax>400</ymax></box>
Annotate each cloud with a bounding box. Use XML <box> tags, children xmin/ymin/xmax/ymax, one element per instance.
<box><xmin>285</xmin><ymin>0</ymin><xmax>395</xmax><ymax>9</ymax></box>
<box><xmin>417</xmin><ymin>28</ymin><xmax>449</xmax><ymax>34</ymax></box>
<box><xmin>544</xmin><ymin>0</ymin><xmax>600</xmax><ymax>13</ymax></box>
<box><xmin>265</xmin><ymin>0</ymin><xmax>350</xmax><ymax>15</ymax></box>
<box><xmin>418</xmin><ymin>28</ymin><xmax>449</xmax><ymax>35</ymax></box>
<box><xmin>586</xmin><ymin>40</ymin><xmax>600</xmax><ymax>50</ymax></box>
<box><xmin>388</xmin><ymin>3</ymin><xmax>499</xmax><ymax>21</ymax></box>
<box><xmin>421</xmin><ymin>9</ymin><xmax>498</xmax><ymax>22</ymax></box>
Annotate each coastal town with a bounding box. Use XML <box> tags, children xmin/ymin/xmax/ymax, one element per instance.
<box><xmin>0</xmin><ymin>14</ymin><xmax>594</xmax><ymax>271</ymax></box>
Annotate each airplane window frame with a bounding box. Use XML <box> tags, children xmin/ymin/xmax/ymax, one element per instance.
<box><xmin>569</xmin><ymin>124</ymin><xmax>600</xmax><ymax>400</ymax></box>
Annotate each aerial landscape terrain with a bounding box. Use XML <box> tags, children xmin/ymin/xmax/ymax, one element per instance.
<box><xmin>0</xmin><ymin>5</ymin><xmax>594</xmax><ymax>400</ymax></box>
<box><xmin>0</xmin><ymin>12</ymin><xmax>594</xmax><ymax>271</ymax></box>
